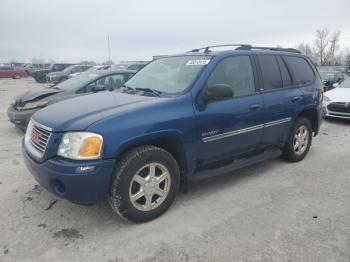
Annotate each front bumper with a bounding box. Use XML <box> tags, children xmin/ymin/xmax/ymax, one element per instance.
<box><xmin>325</xmin><ymin>111</ymin><xmax>350</xmax><ymax>119</ymax></box>
<box><xmin>324</xmin><ymin>104</ymin><xmax>350</xmax><ymax>119</ymax></box>
<box><xmin>22</xmin><ymin>144</ymin><xmax>116</xmax><ymax>204</ymax></box>
<box><xmin>7</xmin><ymin>105</ymin><xmax>38</xmax><ymax>130</ymax></box>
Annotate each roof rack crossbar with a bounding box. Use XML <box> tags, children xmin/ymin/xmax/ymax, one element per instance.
<box><xmin>191</xmin><ymin>44</ymin><xmax>252</xmax><ymax>53</ymax></box>
<box><xmin>190</xmin><ymin>44</ymin><xmax>301</xmax><ymax>54</ymax></box>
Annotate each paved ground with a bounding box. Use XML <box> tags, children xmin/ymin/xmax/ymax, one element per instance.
<box><xmin>0</xmin><ymin>78</ymin><xmax>349</xmax><ymax>262</ymax></box>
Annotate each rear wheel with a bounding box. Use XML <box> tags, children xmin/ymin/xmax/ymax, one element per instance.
<box><xmin>13</xmin><ymin>74</ymin><xmax>20</xmax><ymax>79</ymax></box>
<box><xmin>283</xmin><ymin>117</ymin><xmax>312</xmax><ymax>162</ymax></box>
<box><xmin>109</xmin><ymin>145</ymin><xmax>180</xmax><ymax>222</ymax></box>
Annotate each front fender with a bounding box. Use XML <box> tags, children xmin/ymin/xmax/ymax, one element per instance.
<box><xmin>112</xmin><ymin>130</ymin><xmax>196</xmax><ymax>175</ymax></box>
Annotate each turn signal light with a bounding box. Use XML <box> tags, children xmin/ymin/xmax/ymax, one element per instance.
<box><xmin>79</xmin><ymin>137</ymin><xmax>102</xmax><ymax>158</ymax></box>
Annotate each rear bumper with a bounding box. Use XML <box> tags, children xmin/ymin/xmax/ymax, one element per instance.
<box><xmin>7</xmin><ymin>105</ymin><xmax>37</xmax><ymax>130</ymax></box>
<box><xmin>22</xmin><ymin>144</ymin><xmax>116</xmax><ymax>204</ymax></box>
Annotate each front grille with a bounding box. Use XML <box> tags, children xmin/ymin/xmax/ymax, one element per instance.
<box><xmin>327</xmin><ymin>102</ymin><xmax>350</xmax><ymax>113</ymax></box>
<box><xmin>28</xmin><ymin>121</ymin><xmax>52</xmax><ymax>157</ymax></box>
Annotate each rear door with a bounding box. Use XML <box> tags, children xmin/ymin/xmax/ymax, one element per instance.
<box><xmin>256</xmin><ymin>54</ymin><xmax>303</xmax><ymax>148</ymax></box>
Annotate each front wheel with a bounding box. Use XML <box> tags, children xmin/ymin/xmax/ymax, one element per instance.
<box><xmin>13</xmin><ymin>74</ymin><xmax>20</xmax><ymax>79</ymax></box>
<box><xmin>109</xmin><ymin>145</ymin><xmax>180</xmax><ymax>222</ymax></box>
<box><xmin>283</xmin><ymin>117</ymin><xmax>312</xmax><ymax>162</ymax></box>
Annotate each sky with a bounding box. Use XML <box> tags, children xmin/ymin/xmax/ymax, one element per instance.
<box><xmin>1</xmin><ymin>0</ymin><xmax>350</xmax><ymax>63</ymax></box>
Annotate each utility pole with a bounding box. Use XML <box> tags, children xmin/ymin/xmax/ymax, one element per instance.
<box><xmin>107</xmin><ymin>35</ymin><xmax>111</xmax><ymax>64</ymax></box>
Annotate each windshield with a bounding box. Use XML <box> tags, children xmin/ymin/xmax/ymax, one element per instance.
<box><xmin>339</xmin><ymin>78</ymin><xmax>350</xmax><ymax>88</ymax></box>
<box><xmin>125</xmin><ymin>56</ymin><xmax>211</xmax><ymax>95</ymax></box>
<box><xmin>319</xmin><ymin>71</ymin><xmax>336</xmax><ymax>81</ymax></box>
<box><xmin>61</xmin><ymin>65</ymin><xmax>75</xmax><ymax>73</ymax></box>
<box><xmin>52</xmin><ymin>73</ymin><xmax>99</xmax><ymax>90</ymax></box>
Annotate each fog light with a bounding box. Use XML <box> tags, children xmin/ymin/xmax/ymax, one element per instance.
<box><xmin>53</xmin><ymin>179</ymin><xmax>66</xmax><ymax>195</ymax></box>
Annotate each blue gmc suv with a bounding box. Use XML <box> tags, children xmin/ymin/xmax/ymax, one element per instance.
<box><xmin>22</xmin><ymin>45</ymin><xmax>323</xmax><ymax>222</ymax></box>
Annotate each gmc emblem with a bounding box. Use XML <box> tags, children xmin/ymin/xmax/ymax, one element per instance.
<box><xmin>31</xmin><ymin>130</ymin><xmax>41</xmax><ymax>144</ymax></box>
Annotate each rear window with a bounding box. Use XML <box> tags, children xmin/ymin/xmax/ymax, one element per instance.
<box><xmin>258</xmin><ymin>55</ymin><xmax>282</xmax><ymax>90</ymax></box>
<box><xmin>284</xmin><ymin>56</ymin><xmax>315</xmax><ymax>85</ymax></box>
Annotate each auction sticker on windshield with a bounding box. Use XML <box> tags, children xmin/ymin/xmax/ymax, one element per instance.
<box><xmin>186</xmin><ymin>59</ymin><xmax>211</xmax><ymax>66</ymax></box>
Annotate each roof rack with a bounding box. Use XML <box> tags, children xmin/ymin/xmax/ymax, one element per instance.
<box><xmin>238</xmin><ymin>46</ymin><xmax>301</xmax><ymax>54</ymax></box>
<box><xmin>190</xmin><ymin>44</ymin><xmax>301</xmax><ymax>54</ymax></box>
<box><xmin>191</xmin><ymin>44</ymin><xmax>252</xmax><ymax>53</ymax></box>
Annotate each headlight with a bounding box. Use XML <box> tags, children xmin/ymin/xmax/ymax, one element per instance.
<box><xmin>58</xmin><ymin>132</ymin><xmax>103</xmax><ymax>160</ymax></box>
<box><xmin>323</xmin><ymin>96</ymin><xmax>331</xmax><ymax>102</ymax></box>
<box><xmin>18</xmin><ymin>100</ymin><xmax>48</xmax><ymax>110</ymax></box>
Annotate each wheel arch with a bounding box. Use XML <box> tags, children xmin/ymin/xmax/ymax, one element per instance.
<box><xmin>114</xmin><ymin>131</ymin><xmax>190</xmax><ymax>178</ymax></box>
<box><xmin>296</xmin><ymin>107</ymin><xmax>319</xmax><ymax>135</ymax></box>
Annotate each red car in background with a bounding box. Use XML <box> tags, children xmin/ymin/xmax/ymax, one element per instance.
<box><xmin>0</xmin><ymin>66</ymin><xmax>27</xmax><ymax>79</ymax></box>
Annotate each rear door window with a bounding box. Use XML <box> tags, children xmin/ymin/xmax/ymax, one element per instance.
<box><xmin>257</xmin><ymin>55</ymin><xmax>282</xmax><ymax>90</ymax></box>
<box><xmin>276</xmin><ymin>56</ymin><xmax>292</xmax><ymax>87</ymax></box>
<box><xmin>284</xmin><ymin>56</ymin><xmax>315</xmax><ymax>86</ymax></box>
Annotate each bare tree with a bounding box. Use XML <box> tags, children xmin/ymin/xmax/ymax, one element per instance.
<box><xmin>296</xmin><ymin>43</ymin><xmax>314</xmax><ymax>60</ymax></box>
<box><xmin>79</xmin><ymin>60</ymin><xmax>97</xmax><ymax>65</ymax></box>
<box><xmin>325</xmin><ymin>30</ymin><xmax>341</xmax><ymax>66</ymax></box>
<box><xmin>345</xmin><ymin>48</ymin><xmax>350</xmax><ymax>66</ymax></box>
<box><xmin>314</xmin><ymin>29</ymin><xmax>330</xmax><ymax>66</ymax></box>
<box><xmin>102</xmin><ymin>60</ymin><xmax>114</xmax><ymax>65</ymax></box>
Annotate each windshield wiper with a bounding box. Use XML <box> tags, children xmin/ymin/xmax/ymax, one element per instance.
<box><xmin>119</xmin><ymin>85</ymin><xmax>162</xmax><ymax>97</ymax></box>
<box><xmin>48</xmin><ymin>84</ymin><xmax>60</xmax><ymax>89</ymax></box>
<box><xmin>135</xmin><ymin>87</ymin><xmax>162</xmax><ymax>97</ymax></box>
<box><xmin>119</xmin><ymin>84</ymin><xmax>135</xmax><ymax>92</ymax></box>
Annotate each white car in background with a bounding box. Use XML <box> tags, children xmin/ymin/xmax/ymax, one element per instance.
<box><xmin>68</xmin><ymin>65</ymin><xmax>110</xmax><ymax>78</ymax></box>
<box><xmin>323</xmin><ymin>78</ymin><xmax>350</xmax><ymax>119</ymax></box>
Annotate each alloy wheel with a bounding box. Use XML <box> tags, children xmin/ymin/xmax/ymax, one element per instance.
<box><xmin>129</xmin><ymin>163</ymin><xmax>171</xmax><ymax>211</ymax></box>
<box><xmin>293</xmin><ymin>125</ymin><xmax>309</xmax><ymax>155</ymax></box>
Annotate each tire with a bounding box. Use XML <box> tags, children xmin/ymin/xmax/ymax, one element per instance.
<box><xmin>35</xmin><ymin>76</ymin><xmax>44</xmax><ymax>83</ymax></box>
<box><xmin>13</xmin><ymin>74</ymin><xmax>20</xmax><ymax>79</ymax></box>
<box><xmin>282</xmin><ymin>117</ymin><xmax>312</xmax><ymax>162</ymax></box>
<box><xmin>109</xmin><ymin>145</ymin><xmax>180</xmax><ymax>223</ymax></box>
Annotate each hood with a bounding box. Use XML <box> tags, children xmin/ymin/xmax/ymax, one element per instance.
<box><xmin>32</xmin><ymin>92</ymin><xmax>161</xmax><ymax>132</ymax></box>
<box><xmin>48</xmin><ymin>71</ymin><xmax>63</xmax><ymax>76</ymax></box>
<box><xmin>15</xmin><ymin>88</ymin><xmax>63</xmax><ymax>103</ymax></box>
<box><xmin>324</xmin><ymin>88</ymin><xmax>350</xmax><ymax>102</ymax></box>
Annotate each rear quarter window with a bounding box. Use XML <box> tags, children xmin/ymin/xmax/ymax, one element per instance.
<box><xmin>284</xmin><ymin>56</ymin><xmax>315</xmax><ymax>86</ymax></box>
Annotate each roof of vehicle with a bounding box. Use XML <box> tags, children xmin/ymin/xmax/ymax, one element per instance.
<box><xmin>93</xmin><ymin>69</ymin><xmax>137</xmax><ymax>76</ymax></box>
<box><xmin>118</xmin><ymin>61</ymin><xmax>149</xmax><ymax>64</ymax></box>
<box><xmin>166</xmin><ymin>44</ymin><xmax>306</xmax><ymax>57</ymax></box>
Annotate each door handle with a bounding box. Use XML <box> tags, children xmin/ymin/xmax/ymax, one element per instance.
<box><xmin>249</xmin><ymin>104</ymin><xmax>262</xmax><ymax>111</ymax></box>
<box><xmin>291</xmin><ymin>96</ymin><xmax>302</xmax><ymax>102</ymax></box>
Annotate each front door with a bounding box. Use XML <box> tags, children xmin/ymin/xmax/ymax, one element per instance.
<box><xmin>194</xmin><ymin>55</ymin><xmax>264</xmax><ymax>166</ymax></box>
